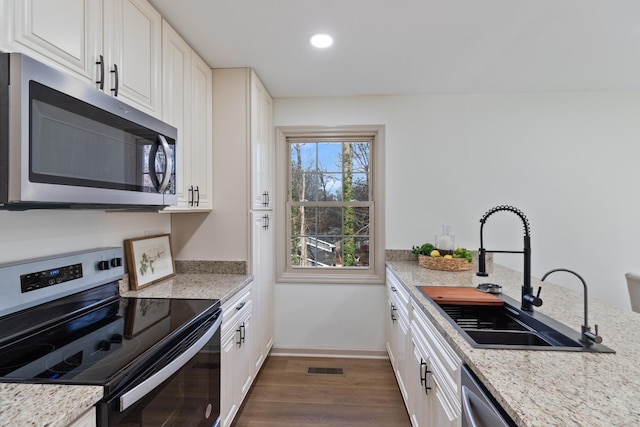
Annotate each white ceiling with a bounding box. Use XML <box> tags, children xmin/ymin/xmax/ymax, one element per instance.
<box><xmin>148</xmin><ymin>0</ymin><xmax>640</xmax><ymax>98</ymax></box>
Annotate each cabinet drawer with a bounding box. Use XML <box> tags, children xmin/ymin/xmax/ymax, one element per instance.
<box><xmin>387</xmin><ymin>269</ymin><xmax>410</xmax><ymax>319</ymax></box>
<box><xmin>222</xmin><ymin>284</ymin><xmax>252</xmax><ymax>331</ymax></box>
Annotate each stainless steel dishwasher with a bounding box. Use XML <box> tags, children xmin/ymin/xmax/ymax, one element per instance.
<box><xmin>461</xmin><ymin>365</ymin><xmax>516</xmax><ymax>427</ymax></box>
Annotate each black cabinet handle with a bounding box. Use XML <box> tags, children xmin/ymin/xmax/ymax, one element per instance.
<box><xmin>421</xmin><ymin>358</ymin><xmax>432</xmax><ymax>395</ymax></box>
<box><xmin>194</xmin><ymin>186</ymin><xmax>200</xmax><ymax>207</ymax></box>
<box><xmin>235</xmin><ymin>301</ymin><xmax>246</xmax><ymax>311</ymax></box>
<box><xmin>188</xmin><ymin>185</ymin><xmax>194</xmax><ymax>207</ymax></box>
<box><xmin>111</xmin><ymin>63</ymin><xmax>119</xmax><ymax>97</ymax></box>
<box><xmin>236</xmin><ymin>322</ymin><xmax>246</xmax><ymax>347</ymax></box>
<box><xmin>262</xmin><ymin>191</ymin><xmax>269</xmax><ymax>207</ymax></box>
<box><xmin>391</xmin><ymin>286</ymin><xmax>397</xmax><ymax>292</ymax></box>
<box><xmin>95</xmin><ymin>54</ymin><xmax>105</xmax><ymax>90</ymax></box>
<box><xmin>263</xmin><ymin>214</ymin><xmax>270</xmax><ymax>230</ymax></box>
<box><xmin>390</xmin><ymin>304</ymin><xmax>397</xmax><ymax>323</ymax></box>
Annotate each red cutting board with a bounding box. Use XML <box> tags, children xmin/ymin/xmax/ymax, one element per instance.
<box><xmin>420</xmin><ymin>286</ymin><xmax>504</xmax><ymax>306</ymax></box>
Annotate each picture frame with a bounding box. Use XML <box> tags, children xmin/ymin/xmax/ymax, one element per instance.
<box><xmin>124</xmin><ymin>233</ymin><xmax>176</xmax><ymax>290</ymax></box>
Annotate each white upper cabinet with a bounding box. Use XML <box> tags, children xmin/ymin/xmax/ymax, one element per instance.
<box><xmin>103</xmin><ymin>0</ymin><xmax>162</xmax><ymax>117</ymax></box>
<box><xmin>1</xmin><ymin>0</ymin><xmax>162</xmax><ymax>117</ymax></box>
<box><xmin>161</xmin><ymin>20</ymin><xmax>212</xmax><ymax>212</ymax></box>
<box><xmin>250</xmin><ymin>71</ymin><xmax>274</xmax><ymax>211</ymax></box>
<box><xmin>0</xmin><ymin>0</ymin><xmax>102</xmax><ymax>82</ymax></box>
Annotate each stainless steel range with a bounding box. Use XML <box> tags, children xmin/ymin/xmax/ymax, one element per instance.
<box><xmin>0</xmin><ymin>248</ymin><xmax>221</xmax><ymax>427</ymax></box>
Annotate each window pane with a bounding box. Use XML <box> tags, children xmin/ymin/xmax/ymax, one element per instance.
<box><xmin>351</xmin><ymin>172</ymin><xmax>369</xmax><ymax>201</ymax></box>
<box><xmin>350</xmin><ymin>142</ymin><xmax>370</xmax><ymax>173</ymax></box>
<box><xmin>317</xmin><ymin>206</ymin><xmax>342</xmax><ymax>235</ymax></box>
<box><xmin>320</xmin><ymin>173</ymin><xmax>342</xmax><ymax>201</ymax></box>
<box><xmin>291</xmin><ymin>142</ymin><xmax>316</xmax><ymax>171</ymax></box>
<box><xmin>318</xmin><ymin>142</ymin><xmax>342</xmax><ymax>173</ymax></box>
<box><xmin>354</xmin><ymin>237</ymin><xmax>370</xmax><ymax>266</ymax></box>
<box><xmin>291</xmin><ymin>206</ymin><xmax>318</xmax><ymax>236</ymax></box>
<box><xmin>352</xmin><ymin>207</ymin><xmax>370</xmax><ymax>235</ymax></box>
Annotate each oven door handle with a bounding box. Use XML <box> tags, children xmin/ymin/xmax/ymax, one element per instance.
<box><xmin>119</xmin><ymin>313</ymin><xmax>222</xmax><ymax>412</ymax></box>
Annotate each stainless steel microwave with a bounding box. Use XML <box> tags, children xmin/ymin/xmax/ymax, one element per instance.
<box><xmin>0</xmin><ymin>52</ymin><xmax>177</xmax><ymax>210</ymax></box>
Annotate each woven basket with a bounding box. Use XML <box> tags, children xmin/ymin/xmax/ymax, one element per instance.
<box><xmin>418</xmin><ymin>254</ymin><xmax>472</xmax><ymax>271</ymax></box>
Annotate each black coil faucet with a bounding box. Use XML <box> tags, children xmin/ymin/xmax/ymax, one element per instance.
<box><xmin>477</xmin><ymin>205</ymin><xmax>542</xmax><ymax>312</ymax></box>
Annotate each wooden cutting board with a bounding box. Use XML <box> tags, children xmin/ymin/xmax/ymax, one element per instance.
<box><xmin>419</xmin><ymin>286</ymin><xmax>504</xmax><ymax>306</ymax></box>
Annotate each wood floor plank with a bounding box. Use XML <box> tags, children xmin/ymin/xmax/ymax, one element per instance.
<box><xmin>231</xmin><ymin>356</ymin><xmax>411</xmax><ymax>427</ymax></box>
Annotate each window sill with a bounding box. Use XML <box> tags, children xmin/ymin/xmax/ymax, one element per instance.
<box><xmin>277</xmin><ymin>269</ymin><xmax>385</xmax><ymax>285</ymax></box>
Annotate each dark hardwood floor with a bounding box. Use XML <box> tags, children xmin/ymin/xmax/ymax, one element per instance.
<box><xmin>231</xmin><ymin>356</ymin><xmax>411</xmax><ymax>427</ymax></box>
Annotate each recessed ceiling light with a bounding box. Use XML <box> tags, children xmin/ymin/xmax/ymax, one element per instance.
<box><xmin>310</xmin><ymin>33</ymin><xmax>333</xmax><ymax>48</ymax></box>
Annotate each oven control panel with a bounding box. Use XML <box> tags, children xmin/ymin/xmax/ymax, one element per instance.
<box><xmin>0</xmin><ymin>247</ymin><xmax>124</xmax><ymax>318</ymax></box>
<box><xmin>20</xmin><ymin>263</ymin><xmax>83</xmax><ymax>293</ymax></box>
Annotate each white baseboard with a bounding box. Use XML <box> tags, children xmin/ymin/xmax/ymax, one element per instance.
<box><xmin>269</xmin><ymin>346</ymin><xmax>388</xmax><ymax>359</ymax></box>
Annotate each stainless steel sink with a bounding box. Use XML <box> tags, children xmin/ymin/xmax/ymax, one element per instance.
<box><xmin>418</xmin><ymin>289</ymin><xmax>615</xmax><ymax>352</ymax></box>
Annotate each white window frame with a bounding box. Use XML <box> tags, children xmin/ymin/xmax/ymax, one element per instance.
<box><xmin>275</xmin><ymin>125</ymin><xmax>385</xmax><ymax>284</ymax></box>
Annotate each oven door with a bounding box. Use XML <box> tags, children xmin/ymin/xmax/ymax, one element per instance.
<box><xmin>98</xmin><ymin>309</ymin><xmax>221</xmax><ymax>427</ymax></box>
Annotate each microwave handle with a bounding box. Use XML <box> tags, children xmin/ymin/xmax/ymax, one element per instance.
<box><xmin>149</xmin><ymin>135</ymin><xmax>173</xmax><ymax>193</ymax></box>
<box><xmin>119</xmin><ymin>312</ymin><xmax>222</xmax><ymax>412</ymax></box>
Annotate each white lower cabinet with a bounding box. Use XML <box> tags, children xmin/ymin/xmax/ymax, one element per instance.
<box><xmin>385</xmin><ymin>267</ymin><xmax>462</xmax><ymax>427</ymax></box>
<box><xmin>220</xmin><ymin>284</ymin><xmax>254</xmax><ymax>427</ymax></box>
<box><xmin>386</xmin><ymin>269</ymin><xmax>410</xmax><ymax>408</ymax></box>
<box><xmin>67</xmin><ymin>407</ymin><xmax>96</xmax><ymax>427</ymax></box>
<box><xmin>410</xmin><ymin>300</ymin><xmax>462</xmax><ymax>427</ymax></box>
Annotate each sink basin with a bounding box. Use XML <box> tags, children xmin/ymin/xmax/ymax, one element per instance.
<box><xmin>466</xmin><ymin>330</ymin><xmax>555</xmax><ymax>347</ymax></box>
<box><xmin>417</xmin><ymin>288</ymin><xmax>615</xmax><ymax>352</ymax></box>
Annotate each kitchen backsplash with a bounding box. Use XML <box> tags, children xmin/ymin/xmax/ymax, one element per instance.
<box><xmin>175</xmin><ymin>260</ymin><xmax>247</xmax><ymax>275</ymax></box>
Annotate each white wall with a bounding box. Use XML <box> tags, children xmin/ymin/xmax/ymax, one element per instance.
<box><xmin>0</xmin><ymin>210</ymin><xmax>170</xmax><ymax>263</ymax></box>
<box><xmin>274</xmin><ymin>90</ymin><xmax>640</xmax><ymax>351</ymax></box>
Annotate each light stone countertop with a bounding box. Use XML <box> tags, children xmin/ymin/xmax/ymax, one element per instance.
<box><xmin>0</xmin><ymin>272</ymin><xmax>251</xmax><ymax>427</ymax></box>
<box><xmin>120</xmin><ymin>273</ymin><xmax>253</xmax><ymax>302</ymax></box>
<box><xmin>386</xmin><ymin>260</ymin><xmax>640</xmax><ymax>427</ymax></box>
<box><xmin>0</xmin><ymin>384</ymin><xmax>102</xmax><ymax>427</ymax></box>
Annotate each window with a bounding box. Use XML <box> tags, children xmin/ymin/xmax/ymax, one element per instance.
<box><xmin>276</xmin><ymin>125</ymin><xmax>385</xmax><ymax>284</ymax></box>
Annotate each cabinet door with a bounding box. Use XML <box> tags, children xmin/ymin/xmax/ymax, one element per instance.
<box><xmin>1</xmin><ymin>0</ymin><xmax>102</xmax><ymax>82</ymax></box>
<box><xmin>104</xmin><ymin>0</ymin><xmax>162</xmax><ymax>116</ymax></box>
<box><xmin>238</xmin><ymin>309</ymin><xmax>254</xmax><ymax>401</ymax></box>
<box><xmin>408</xmin><ymin>342</ymin><xmax>430</xmax><ymax>427</ymax></box>
<box><xmin>189</xmin><ymin>52</ymin><xmax>213</xmax><ymax>210</ymax></box>
<box><xmin>221</xmin><ymin>326</ymin><xmax>239</xmax><ymax>427</ymax></box>
<box><xmin>161</xmin><ymin>20</ymin><xmax>191</xmax><ymax>209</ymax></box>
<box><xmin>160</xmin><ymin>22</ymin><xmax>212</xmax><ymax>212</ymax></box>
<box><xmin>250</xmin><ymin>71</ymin><xmax>274</xmax><ymax>210</ymax></box>
<box><xmin>251</xmin><ymin>211</ymin><xmax>274</xmax><ymax>374</ymax></box>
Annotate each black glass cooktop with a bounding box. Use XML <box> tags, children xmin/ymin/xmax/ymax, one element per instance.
<box><xmin>0</xmin><ymin>282</ymin><xmax>219</xmax><ymax>392</ymax></box>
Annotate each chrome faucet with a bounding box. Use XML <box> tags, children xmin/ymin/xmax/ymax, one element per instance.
<box><xmin>541</xmin><ymin>268</ymin><xmax>603</xmax><ymax>345</ymax></box>
<box><xmin>477</xmin><ymin>205</ymin><xmax>542</xmax><ymax>312</ymax></box>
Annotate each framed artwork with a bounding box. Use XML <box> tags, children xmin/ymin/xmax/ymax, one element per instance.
<box><xmin>124</xmin><ymin>233</ymin><xmax>176</xmax><ymax>290</ymax></box>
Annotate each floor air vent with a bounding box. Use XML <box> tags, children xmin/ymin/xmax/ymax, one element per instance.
<box><xmin>307</xmin><ymin>367</ymin><xmax>344</xmax><ymax>376</ymax></box>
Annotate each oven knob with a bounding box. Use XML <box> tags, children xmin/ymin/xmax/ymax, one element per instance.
<box><xmin>97</xmin><ymin>260</ymin><xmax>110</xmax><ymax>271</ymax></box>
<box><xmin>110</xmin><ymin>257</ymin><xmax>123</xmax><ymax>268</ymax></box>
